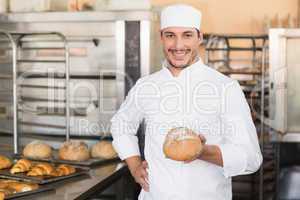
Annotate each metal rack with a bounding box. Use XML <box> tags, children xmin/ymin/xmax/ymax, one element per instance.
<box><xmin>205</xmin><ymin>34</ymin><xmax>276</xmax><ymax>200</ymax></box>
<box><xmin>0</xmin><ymin>30</ymin><xmax>18</xmax><ymax>154</ymax></box>
<box><xmin>0</xmin><ymin>31</ymin><xmax>70</xmax><ymax>154</ymax></box>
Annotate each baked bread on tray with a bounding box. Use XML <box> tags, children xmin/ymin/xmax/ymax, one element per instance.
<box><xmin>0</xmin><ymin>155</ymin><xmax>12</xmax><ymax>170</ymax></box>
<box><xmin>10</xmin><ymin>159</ymin><xmax>33</xmax><ymax>174</ymax></box>
<box><xmin>0</xmin><ymin>179</ymin><xmax>39</xmax><ymax>199</ymax></box>
<box><xmin>23</xmin><ymin>141</ymin><xmax>52</xmax><ymax>159</ymax></box>
<box><xmin>27</xmin><ymin>163</ymin><xmax>55</xmax><ymax>177</ymax></box>
<box><xmin>91</xmin><ymin>141</ymin><xmax>117</xmax><ymax>159</ymax></box>
<box><xmin>59</xmin><ymin>140</ymin><xmax>90</xmax><ymax>162</ymax></box>
<box><xmin>50</xmin><ymin>164</ymin><xmax>76</xmax><ymax>177</ymax></box>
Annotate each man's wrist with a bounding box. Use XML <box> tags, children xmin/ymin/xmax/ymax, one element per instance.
<box><xmin>126</xmin><ymin>156</ymin><xmax>142</xmax><ymax>176</ymax></box>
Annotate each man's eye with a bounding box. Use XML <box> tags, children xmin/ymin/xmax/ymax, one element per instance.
<box><xmin>184</xmin><ymin>34</ymin><xmax>193</xmax><ymax>38</ymax></box>
<box><xmin>165</xmin><ymin>34</ymin><xmax>174</xmax><ymax>38</ymax></box>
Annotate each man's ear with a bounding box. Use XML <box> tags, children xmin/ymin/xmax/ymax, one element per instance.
<box><xmin>160</xmin><ymin>30</ymin><xmax>163</xmax><ymax>41</ymax></box>
<box><xmin>198</xmin><ymin>32</ymin><xmax>203</xmax><ymax>44</ymax></box>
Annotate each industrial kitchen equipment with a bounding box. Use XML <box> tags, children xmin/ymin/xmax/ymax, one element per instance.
<box><xmin>0</xmin><ymin>10</ymin><xmax>156</xmax><ymax>149</ymax></box>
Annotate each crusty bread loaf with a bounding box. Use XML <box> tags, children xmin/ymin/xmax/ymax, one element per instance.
<box><xmin>10</xmin><ymin>159</ymin><xmax>33</xmax><ymax>174</ymax></box>
<box><xmin>91</xmin><ymin>141</ymin><xmax>117</xmax><ymax>159</ymax></box>
<box><xmin>0</xmin><ymin>155</ymin><xmax>12</xmax><ymax>170</ymax></box>
<box><xmin>23</xmin><ymin>141</ymin><xmax>52</xmax><ymax>159</ymax></box>
<box><xmin>163</xmin><ymin>127</ymin><xmax>203</xmax><ymax>161</ymax></box>
<box><xmin>27</xmin><ymin>163</ymin><xmax>55</xmax><ymax>177</ymax></box>
<box><xmin>59</xmin><ymin>140</ymin><xmax>90</xmax><ymax>161</ymax></box>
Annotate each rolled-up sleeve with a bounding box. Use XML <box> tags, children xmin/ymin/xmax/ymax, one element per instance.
<box><xmin>110</xmin><ymin>80</ymin><xmax>144</xmax><ymax>160</ymax></box>
<box><xmin>219</xmin><ymin>81</ymin><xmax>263</xmax><ymax>178</ymax></box>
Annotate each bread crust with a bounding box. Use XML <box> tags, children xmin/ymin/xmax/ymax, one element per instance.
<box><xmin>163</xmin><ymin>127</ymin><xmax>203</xmax><ymax>161</ymax></box>
<box><xmin>58</xmin><ymin>140</ymin><xmax>90</xmax><ymax>161</ymax></box>
<box><xmin>23</xmin><ymin>141</ymin><xmax>52</xmax><ymax>159</ymax></box>
<box><xmin>91</xmin><ymin>141</ymin><xmax>117</xmax><ymax>159</ymax></box>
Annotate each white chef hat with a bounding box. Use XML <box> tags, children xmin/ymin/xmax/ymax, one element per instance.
<box><xmin>160</xmin><ymin>4</ymin><xmax>202</xmax><ymax>31</ymax></box>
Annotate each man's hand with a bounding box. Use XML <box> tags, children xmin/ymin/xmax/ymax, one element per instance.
<box><xmin>184</xmin><ymin>133</ymin><xmax>224</xmax><ymax>167</ymax></box>
<box><xmin>184</xmin><ymin>134</ymin><xmax>206</xmax><ymax>164</ymax></box>
<box><xmin>132</xmin><ymin>161</ymin><xmax>149</xmax><ymax>192</ymax></box>
<box><xmin>126</xmin><ymin>156</ymin><xmax>149</xmax><ymax>192</ymax></box>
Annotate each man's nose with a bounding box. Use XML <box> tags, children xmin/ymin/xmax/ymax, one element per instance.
<box><xmin>174</xmin><ymin>37</ymin><xmax>184</xmax><ymax>49</ymax></box>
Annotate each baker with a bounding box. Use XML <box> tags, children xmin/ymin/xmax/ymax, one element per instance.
<box><xmin>111</xmin><ymin>4</ymin><xmax>262</xmax><ymax>200</ymax></box>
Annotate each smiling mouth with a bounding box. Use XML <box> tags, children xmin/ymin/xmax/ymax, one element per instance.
<box><xmin>168</xmin><ymin>49</ymin><xmax>191</xmax><ymax>59</ymax></box>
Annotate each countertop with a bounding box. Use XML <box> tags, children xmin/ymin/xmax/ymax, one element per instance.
<box><xmin>0</xmin><ymin>136</ymin><xmax>128</xmax><ymax>200</ymax></box>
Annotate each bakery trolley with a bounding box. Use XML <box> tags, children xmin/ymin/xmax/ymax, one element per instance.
<box><xmin>0</xmin><ymin>30</ymin><xmax>70</xmax><ymax>154</ymax></box>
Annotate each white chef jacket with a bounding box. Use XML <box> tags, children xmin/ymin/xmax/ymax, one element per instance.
<box><xmin>111</xmin><ymin>59</ymin><xmax>262</xmax><ymax>200</ymax></box>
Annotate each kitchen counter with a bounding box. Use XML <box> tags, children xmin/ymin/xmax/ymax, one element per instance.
<box><xmin>0</xmin><ymin>135</ymin><xmax>130</xmax><ymax>200</ymax></box>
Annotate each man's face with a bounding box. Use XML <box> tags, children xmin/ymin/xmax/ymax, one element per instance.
<box><xmin>161</xmin><ymin>27</ymin><xmax>201</xmax><ymax>69</ymax></box>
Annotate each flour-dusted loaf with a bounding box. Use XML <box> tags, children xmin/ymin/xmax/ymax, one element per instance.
<box><xmin>59</xmin><ymin>140</ymin><xmax>90</xmax><ymax>161</ymax></box>
<box><xmin>23</xmin><ymin>141</ymin><xmax>52</xmax><ymax>159</ymax></box>
<box><xmin>91</xmin><ymin>141</ymin><xmax>118</xmax><ymax>159</ymax></box>
<box><xmin>163</xmin><ymin>127</ymin><xmax>203</xmax><ymax>161</ymax></box>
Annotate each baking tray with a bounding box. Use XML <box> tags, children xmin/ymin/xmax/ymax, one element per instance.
<box><xmin>5</xmin><ymin>185</ymin><xmax>53</xmax><ymax>199</ymax></box>
<box><xmin>14</xmin><ymin>152</ymin><xmax>120</xmax><ymax>167</ymax></box>
<box><xmin>0</xmin><ymin>167</ymin><xmax>88</xmax><ymax>184</ymax></box>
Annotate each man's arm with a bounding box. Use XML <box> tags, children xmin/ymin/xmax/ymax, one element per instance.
<box><xmin>126</xmin><ymin>156</ymin><xmax>149</xmax><ymax>192</ymax></box>
<box><xmin>110</xmin><ymin>79</ymin><xmax>150</xmax><ymax>191</ymax></box>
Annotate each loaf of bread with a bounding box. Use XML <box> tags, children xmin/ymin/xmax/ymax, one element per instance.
<box><xmin>0</xmin><ymin>155</ymin><xmax>12</xmax><ymax>170</ymax></box>
<box><xmin>163</xmin><ymin>127</ymin><xmax>203</xmax><ymax>161</ymax></box>
<box><xmin>50</xmin><ymin>164</ymin><xmax>76</xmax><ymax>177</ymax></box>
<box><xmin>23</xmin><ymin>141</ymin><xmax>52</xmax><ymax>159</ymax></box>
<box><xmin>59</xmin><ymin>140</ymin><xmax>90</xmax><ymax>161</ymax></box>
<box><xmin>91</xmin><ymin>141</ymin><xmax>117</xmax><ymax>159</ymax></box>
<box><xmin>10</xmin><ymin>159</ymin><xmax>33</xmax><ymax>174</ymax></box>
<box><xmin>27</xmin><ymin>163</ymin><xmax>55</xmax><ymax>177</ymax></box>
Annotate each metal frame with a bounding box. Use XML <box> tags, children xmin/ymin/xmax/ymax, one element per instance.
<box><xmin>0</xmin><ymin>30</ymin><xmax>18</xmax><ymax>153</ymax></box>
<box><xmin>0</xmin><ymin>31</ymin><xmax>70</xmax><ymax>154</ymax></box>
<box><xmin>205</xmin><ymin>34</ymin><xmax>272</xmax><ymax>200</ymax></box>
<box><xmin>115</xmin><ymin>21</ymin><xmax>125</xmax><ymax>108</ymax></box>
<box><xmin>269</xmin><ymin>29</ymin><xmax>300</xmax><ymax>141</ymax></box>
<box><xmin>259</xmin><ymin>40</ymin><xmax>268</xmax><ymax>200</ymax></box>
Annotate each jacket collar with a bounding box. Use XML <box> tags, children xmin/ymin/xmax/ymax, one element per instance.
<box><xmin>162</xmin><ymin>57</ymin><xmax>204</xmax><ymax>78</ymax></box>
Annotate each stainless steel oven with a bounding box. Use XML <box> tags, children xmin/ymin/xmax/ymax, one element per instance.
<box><xmin>0</xmin><ymin>11</ymin><xmax>157</xmax><ymax>148</ymax></box>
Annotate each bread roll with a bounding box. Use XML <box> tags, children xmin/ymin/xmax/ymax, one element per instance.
<box><xmin>59</xmin><ymin>140</ymin><xmax>90</xmax><ymax>161</ymax></box>
<box><xmin>10</xmin><ymin>159</ymin><xmax>33</xmax><ymax>174</ymax></box>
<box><xmin>0</xmin><ymin>155</ymin><xmax>12</xmax><ymax>169</ymax></box>
<box><xmin>91</xmin><ymin>141</ymin><xmax>117</xmax><ymax>159</ymax></box>
<box><xmin>23</xmin><ymin>141</ymin><xmax>52</xmax><ymax>159</ymax></box>
<box><xmin>163</xmin><ymin>127</ymin><xmax>203</xmax><ymax>161</ymax></box>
